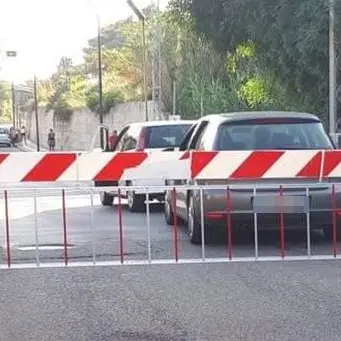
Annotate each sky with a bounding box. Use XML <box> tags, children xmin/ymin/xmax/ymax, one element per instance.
<box><xmin>0</xmin><ymin>0</ymin><xmax>169</xmax><ymax>83</ymax></box>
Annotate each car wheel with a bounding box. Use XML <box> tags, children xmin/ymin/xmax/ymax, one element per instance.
<box><xmin>164</xmin><ymin>193</ymin><xmax>174</xmax><ymax>225</ymax></box>
<box><xmin>127</xmin><ymin>190</ymin><xmax>145</xmax><ymax>212</ymax></box>
<box><xmin>188</xmin><ymin>194</ymin><xmax>202</xmax><ymax>244</ymax></box>
<box><xmin>100</xmin><ymin>191</ymin><xmax>114</xmax><ymax>206</ymax></box>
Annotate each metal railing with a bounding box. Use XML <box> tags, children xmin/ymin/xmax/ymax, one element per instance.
<box><xmin>0</xmin><ymin>183</ymin><xmax>340</xmax><ymax>269</ymax></box>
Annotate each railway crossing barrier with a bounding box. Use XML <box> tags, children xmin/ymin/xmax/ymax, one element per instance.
<box><xmin>0</xmin><ymin>149</ymin><xmax>341</xmax><ymax>269</ymax></box>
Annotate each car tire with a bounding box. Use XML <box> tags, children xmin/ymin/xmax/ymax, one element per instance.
<box><xmin>127</xmin><ymin>190</ymin><xmax>145</xmax><ymax>212</ymax></box>
<box><xmin>100</xmin><ymin>191</ymin><xmax>114</xmax><ymax>206</ymax></box>
<box><xmin>164</xmin><ymin>193</ymin><xmax>174</xmax><ymax>225</ymax></box>
<box><xmin>188</xmin><ymin>193</ymin><xmax>202</xmax><ymax>244</ymax></box>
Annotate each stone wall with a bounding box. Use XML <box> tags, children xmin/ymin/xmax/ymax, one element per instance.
<box><xmin>25</xmin><ymin>101</ymin><xmax>164</xmax><ymax>151</ymax></box>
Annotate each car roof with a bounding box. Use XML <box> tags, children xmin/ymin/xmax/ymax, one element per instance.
<box><xmin>199</xmin><ymin>111</ymin><xmax>320</xmax><ymax>124</ymax></box>
<box><xmin>126</xmin><ymin>120</ymin><xmax>196</xmax><ymax>129</ymax></box>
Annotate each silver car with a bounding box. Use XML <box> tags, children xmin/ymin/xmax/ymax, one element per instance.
<box><xmin>0</xmin><ymin>128</ymin><xmax>12</xmax><ymax>147</ymax></box>
<box><xmin>164</xmin><ymin>111</ymin><xmax>340</xmax><ymax>244</ymax></box>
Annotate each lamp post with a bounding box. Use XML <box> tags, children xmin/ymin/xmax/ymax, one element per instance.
<box><xmin>13</xmin><ymin>81</ymin><xmax>40</xmax><ymax>151</ymax></box>
<box><xmin>127</xmin><ymin>0</ymin><xmax>148</xmax><ymax>121</ymax></box>
<box><xmin>96</xmin><ymin>14</ymin><xmax>105</xmax><ymax>149</ymax></box>
<box><xmin>33</xmin><ymin>76</ymin><xmax>40</xmax><ymax>151</ymax></box>
<box><xmin>5</xmin><ymin>51</ymin><xmax>18</xmax><ymax>128</ymax></box>
<box><xmin>329</xmin><ymin>0</ymin><xmax>336</xmax><ymax>134</ymax></box>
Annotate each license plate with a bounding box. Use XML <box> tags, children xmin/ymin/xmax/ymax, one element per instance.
<box><xmin>252</xmin><ymin>194</ymin><xmax>309</xmax><ymax>214</ymax></box>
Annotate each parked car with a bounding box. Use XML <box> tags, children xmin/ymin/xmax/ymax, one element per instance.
<box><xmin>0</xmin><ymin>128</ymin><xmax>12</xmax><ymax>147</ymax></box>
<box><xmin>164</xmin><ymin>111</ymin><xmax>340</xmax><ymax>244</ymax></box>
<box><xmin>98</xmin><ymin>120</ymin><xmax>196</xmax><ymax>212</ymax></box>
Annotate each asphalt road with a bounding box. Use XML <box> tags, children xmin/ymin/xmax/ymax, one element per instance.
<box><xmin>1</xmin><ymin>146</ymin><xmax>341</xmax><ymax>341</ymax></box>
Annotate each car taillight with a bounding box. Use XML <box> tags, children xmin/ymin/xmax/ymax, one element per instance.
<box><xmin>136</xmin><ymin>128</ymin><xmax>147</xmax><ymax>151</ymax></box>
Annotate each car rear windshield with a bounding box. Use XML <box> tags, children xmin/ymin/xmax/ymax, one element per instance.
<box><xmin>145</xmin><ymin>124</ymin><xmax>192</xmax><ymax>149</ymax></box>
<box><xmin>215</xmin><ymin>118</ymin><xmax>334</xmax><ymax>150</ymax></box>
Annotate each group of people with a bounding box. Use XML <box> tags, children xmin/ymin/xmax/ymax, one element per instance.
<box><xmin>9</xmin><ymin>125</ymin><xmax>26</xmax><ymax>146</ymax></box>
<box><xmin>9</xmin><ymin>125</ymin><xmax>56</xmax><ymax>151</ymax></box>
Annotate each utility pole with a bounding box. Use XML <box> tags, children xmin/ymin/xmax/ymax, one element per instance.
<box><xmin>97</xmin><ymin>15</ymin><xmax>104</xmax><ymax>149</ymax></box>
<box><xmin>11</xmin><ymin>82</ymin><xmax>16</xmax><ymax>128</ymax></box>
<box><xmin>127</xmin><ymin>0</ymin><xmax>148</xmax><ymax>121</ymax></box>
<box><xmin>329</xmin><ymin>0</ymin><xmax>336</xmax><ymax>134</ymax></box>
<box><xmin>33</xmin><ymin>75</ymin><xmax>40</xmax><ymax>151</ymax></box>
<box><xmin>151</xmin><ymin>0</ymin><xmax>162</xmax><ymax>119</ymax></box>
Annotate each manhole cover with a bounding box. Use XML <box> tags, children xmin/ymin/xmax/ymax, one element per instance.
<box><xmin>16</xmin><ymin>244</ymin><xmax>75</xmax><ymax>251</ymax></box>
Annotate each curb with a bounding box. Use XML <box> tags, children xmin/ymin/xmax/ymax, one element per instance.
<box><xmin>15</xmin><ymin>143</ymin><xmax>47</xmax><ymax>152</ymax></box>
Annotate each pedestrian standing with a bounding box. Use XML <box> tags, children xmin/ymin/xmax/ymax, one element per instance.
<box><xmin>20</xmin><ymin>125</ymin><xmax>26</xmax><ymax>145</ymax></box>
<box><xmin>48</xmin><ymin>128</ymin><xmax>56</xmax><ymax>151</ymax></box>
<box><xmin>109</xmin><ymin>129</ymin><xmax>118</xmax><ymax>151</ymax></box>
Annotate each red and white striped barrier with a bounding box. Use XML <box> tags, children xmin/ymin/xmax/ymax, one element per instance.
<box><xmin>190</xmin><ymin>150</ymin><xmax>341</xmax><ymax>180</ymax></box>
<box><xmin>2</xmin><ymin>150</ymin><xmax>341</xmax><ymax>183</ymax></box>
<box><xmin>0</xmin><ymin>151</ymin><xmax>189</xmax><ymax>182</ymax></box>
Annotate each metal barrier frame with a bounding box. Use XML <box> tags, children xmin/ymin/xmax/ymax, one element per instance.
<box><xmin>1</xmin><ymin>183</ymin><xmax>341</xmax><ymax>269</ymax></box>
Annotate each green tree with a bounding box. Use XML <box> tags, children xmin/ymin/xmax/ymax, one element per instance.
<box><xmin>0</xmin><ymin>82</ymin><xmax>11</xmax><ymax>124</ymax></box>
<box><xmin>169</xmin><ymin>0</ymin><xmax>341</xmax><ymax>120</ymax></box>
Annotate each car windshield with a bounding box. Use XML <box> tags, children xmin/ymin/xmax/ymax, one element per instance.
<box><xmin>215</xmin><ymin>118</ymin><xmax>334</xmax><ymax>150</ymax></box>
<box><xmin>145</xmin><ymin>124</ymin><xmax>192</xmax><ymax>149</ymax></box>
<box><xmin>0</xmin><ymin>128</ymin><xmax>8</xmax><ymax>135</ymax></box>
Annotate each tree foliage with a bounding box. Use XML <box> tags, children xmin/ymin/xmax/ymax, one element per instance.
<box><xmin>169</xmin><ymin>0</ymin><xmax>341</xmax><ymax>120</ymax></box>
<box><xmin>0</xmin><ymin>82</ymin><xmax>11</xmax><ymax>124</ymax></box>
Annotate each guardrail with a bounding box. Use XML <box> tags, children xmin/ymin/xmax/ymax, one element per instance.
<box><xmin>0</xmin><ymin>183</ymin><xmax>340</xmax><ymax>269</ymax></box>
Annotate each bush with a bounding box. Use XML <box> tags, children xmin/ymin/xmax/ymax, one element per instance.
<box><xmin>86</xmin><ymin>87</ymin><xmax>123</xmax><ymax>115</ymax></box>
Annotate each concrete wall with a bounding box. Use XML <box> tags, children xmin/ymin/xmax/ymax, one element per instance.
<box><xmin>25</xmin><ymin>101</ymin><xmax>165</xmax><ymax>151</ymax></box>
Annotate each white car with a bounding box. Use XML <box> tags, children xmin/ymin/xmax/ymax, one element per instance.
<box><xmin>98</xmin><ymin>120</ymin><xmax>196</xmax><ymax>212</ymax></box>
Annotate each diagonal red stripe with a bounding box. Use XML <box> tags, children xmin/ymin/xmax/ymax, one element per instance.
<box><xmin>22</xmin><ymin>153</ymin><xmax>77</xmax><ymax>182</ymax></box>
<box><xmin>0</xmin><ymin>154</ymin><xmax>9</xmax><ymax>165</ymax></box>
<box><xmin>94</xmin><ymin>152</ymin><xmax>148</xmax><ymax>181</ymax></box>
<box><xmin>323</xmin><ymin>151</ymin><xmax>341</xmax><ymax>176</ymax></box>
<box><xmin>180</xmin><ymin>151</ymin><xmax>190</xmax><ymax>160</ymax></box>
<box><xmin>296</xmin><ymin>152</ymin><xmax>322</xmax><ymax>177</ymax></box>
<box><xmin>191</xmin><ymin>152</ymin><xmax>218</xmax><ymax>178</ymax></box>
<box><xmin>230</xmin><ymin>151</ymin><xmax>285</xmax><ymax>179</ymax></box>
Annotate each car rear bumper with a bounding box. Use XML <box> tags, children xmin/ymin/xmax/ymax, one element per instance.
<box><xmin>193</xmin><ymin>184</ymin><xmax>341</xmax><ymax>230</ymax></box>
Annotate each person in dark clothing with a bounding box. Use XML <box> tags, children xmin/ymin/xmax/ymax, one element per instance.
<box><xmin>48</xmin><ymin>128</ymin><xmax>56</xmax><ymax>151</ymax></box>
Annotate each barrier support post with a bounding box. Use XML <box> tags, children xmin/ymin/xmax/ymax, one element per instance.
<box><xmin>4</xmin><ymin>190</ymin><xmax>10</xmax><ymax>268</ymax></box>
<box><xmin>62</xmin><ymin>189</ymin><xmax>68</xmax><ymax>266</ymax></box>
<box><xmin>226</xmin><ymin>186</ymin><xmax>233</xmax><ymax>260</ymax></box>
<box><xmin>306</xmin><ymin>187</ymin><xmax>311</xmax><ymax>258</ymax></box>
<box><xmin>146</xmin><ymin>189</ymin><xmax>152</xmax><ymax>264</ymax></box>
<box><xmin>279</xmin><ymin>185</ymin><xmax>285</xmax><ymax>259</ymax></box>
<box><xmin>118</xmin><ymin>188</ymin><xmax>124</xmax><ymax>264</ymax></box>
<box><xmin>253</xmin><ymin>187</ymin><xmax>258</xmax><ymax>260</ymax></box>
<box><xmin>172</xmin><ymin>187</ymin><xmax>179</xmax><ymax>262</ymax></box>
<box><xmin>332</xmin><ymin>184</ymin><xmax>338</xmax><ymax>257</ymax></box>
<box><xmin>33</xmin><ymin>189</ymin><xmax>40</xmax><ymax>266</ymax></box>
<box><xmin>200</xmin><ymin>188</ymin><xmax>205</xmax><ymax>261</ymax></box>
<box><xmin>90</xmin><ymin>189</ymin><xmax>96</xmax><ymax>265</ymax></box>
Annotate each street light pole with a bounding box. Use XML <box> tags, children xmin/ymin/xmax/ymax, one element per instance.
<box><xmin>11</xmin><ymin>82</ymin><xmax>16</xmax><ymax>128</ymax></box>
<box><xmin>97</xmin><ymin>14</ymin><xmax>104</xmax><ymax>149</ymax></box>
<box><xmin>142</xmin><ymin>18</ymin><xmax>148</xmax><ymax>121</ymax></box>
<box><xmin>329</xmin><ymin>0</ymin><xmax>336</xmax><ymax>134</ymax></box>
<box><xmin>33</xmin><ymin>75</ymin><xmax>40</xmax><ymax>151</ymax></box>
<box><xmin>127</xmin><ymin>0</ymin><xmax>148</xmax><ymax>121</ymax></box>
